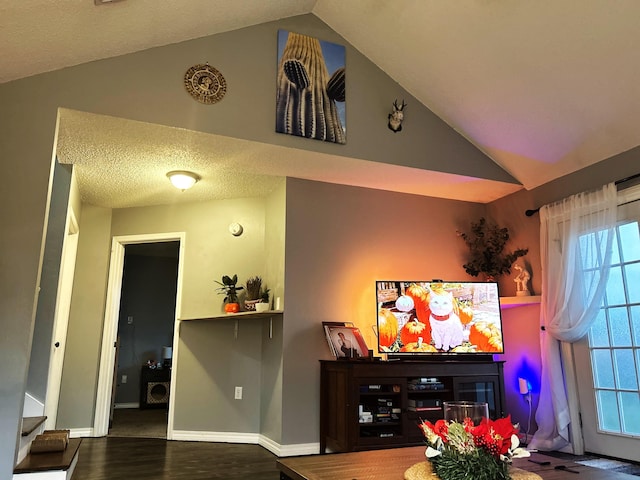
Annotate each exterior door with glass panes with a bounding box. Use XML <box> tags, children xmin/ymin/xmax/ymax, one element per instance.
<box><xmin>572</xmin><ymin>185</ymin><xmax>640</xmax><ymax>462</ymax></box>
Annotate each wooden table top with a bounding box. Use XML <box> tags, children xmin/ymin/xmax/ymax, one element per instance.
<box><xmin>276</xmin><ymin>446</ymin><xmax>638</xmax><ymax>480</ymax></box>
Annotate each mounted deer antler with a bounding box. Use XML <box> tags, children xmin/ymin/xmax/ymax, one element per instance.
<box><xmin>388</xmin><ymin>99</ymin><xmax>407</xmax><ymax>133</ymax></box>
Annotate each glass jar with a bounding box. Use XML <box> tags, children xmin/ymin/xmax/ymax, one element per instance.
<box><xmin>443</xmin><ymin>401</ymin><xmax>489</xmax><ymax>425</ymax></box>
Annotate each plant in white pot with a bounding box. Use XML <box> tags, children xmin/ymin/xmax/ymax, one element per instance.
<box><xmin>255</xmin><ymin>287</ymin><xmax>271</xmax><ymax>312</ymax></box>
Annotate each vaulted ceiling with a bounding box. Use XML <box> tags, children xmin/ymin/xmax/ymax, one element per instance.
<box><xmin>3</xmin><ymin>1</ymin><xmax>639</xmax><ymax>205</ymax></box>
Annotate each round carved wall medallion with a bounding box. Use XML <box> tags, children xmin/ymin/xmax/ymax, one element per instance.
<box><xmin>184</xmin><ymin>63</ymin><xmax>227</xmax><ymax>104</ymax></box>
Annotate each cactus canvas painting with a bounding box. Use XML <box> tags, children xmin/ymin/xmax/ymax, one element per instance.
<box><xmin>276</xmin><ymin>30</ymin><xmax>346</xmax><ymax>144</ymax></box>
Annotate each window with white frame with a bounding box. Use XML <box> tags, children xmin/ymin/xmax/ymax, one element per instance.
<box><xmin>586</xmin><ymin>185</ymin><xmax>640</xmax><ymax>436</ymax></box>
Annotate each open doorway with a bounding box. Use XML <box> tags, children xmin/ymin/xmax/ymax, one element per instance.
<box><xmin>108</xmin><ymin>240</ymin><xmax>179</xmax><ymax>439</ymax></box>
<box><xmin>94</xmin><ymin>233</ymin><xmax>184</xmax><ymax>439</ymax></box>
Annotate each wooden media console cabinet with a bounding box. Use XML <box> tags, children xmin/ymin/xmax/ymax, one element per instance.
<box><xmin>319</xmin><ymin>359</ymin><xmax>506</xmax><ymax>453</ymax></box>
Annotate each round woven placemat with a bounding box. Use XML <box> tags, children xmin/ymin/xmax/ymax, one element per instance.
<box><xmin>404</xmin><ymin>461</ymin><xmax>542</xmax><ymax>480</ymax></box>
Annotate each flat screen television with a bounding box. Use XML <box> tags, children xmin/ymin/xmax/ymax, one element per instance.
<box><xmin>376</xmin><ymin>280</ymin><xmax>504</xmax><ymax>357</ymax></box>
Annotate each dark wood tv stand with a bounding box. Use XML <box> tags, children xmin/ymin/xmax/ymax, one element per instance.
<box><xmin>320</xmin><ymin>359</ymin><xmax>505</xmax><ymax>453</ymax></box>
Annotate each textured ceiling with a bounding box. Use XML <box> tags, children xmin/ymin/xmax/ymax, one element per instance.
<box><xmin>56</xmin><ymin>109</ymin><xmax>521</xmax><ymax>207</ymax></box>
<box><xmin>5</xmin><ymin>0</ymin><xmax>640</xmax><ymax>206</ymax></box>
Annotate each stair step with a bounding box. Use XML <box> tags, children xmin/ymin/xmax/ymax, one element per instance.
<box><xmin>21</xmin><ymin>417</ymin><xmax>47</xmax><ymax>437</ymax></box>
<box><xmin>14</xmin><ymin>438</ymin><xmax>81</xmax><ymax>475</ymax></box>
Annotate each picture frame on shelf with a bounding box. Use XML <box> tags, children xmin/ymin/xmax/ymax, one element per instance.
<box><xmin>325</xmin><ymin>324</ymin><xmax>369</xmax><ymax>359</ymax></box>
<box><xmin>322</xmin><ymin>321</ymin><xmax>353</xmax><ymax>357</ymax></box>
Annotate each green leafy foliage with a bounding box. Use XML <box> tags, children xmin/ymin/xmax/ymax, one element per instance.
<box><xmin>458</xmin><ymin>218</ymin><xmax>528</xmax><ymax>278</ymax></box>
<box><xmin>261</xmin><ymin>287</ymin><xmax>270</xmax><ymax>303</ymax></box>
<box><xmin>431</xmin><ymin>448</ymin><xmax>510</xmax><ymax>480</ymax></box>
<box><xmin>215</xmin><ymin>274</ymin><xmax>244</xmax><ymax>303</ymax></box>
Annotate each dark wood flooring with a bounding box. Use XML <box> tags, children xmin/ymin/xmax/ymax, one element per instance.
<box><xmin>72</xmin><ymin>436</ymin><xmax>640</xmax><ymax>480</ymax></box>
<box><xmin>109</xmin><ymin>408</ymin><xmax>167</xmax><ymax>439</ymax></box>
<box><xmin>71</xmin><ymin>437</ymin><xmax>281</xmax><ymax>480</ymax></box>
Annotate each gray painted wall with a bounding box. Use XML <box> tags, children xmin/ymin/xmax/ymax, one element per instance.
<box><xmin>2</xmin><ymin>11</ymin><xmax>640</xmax><ymax>476</ymax></box>
<box><xmin>259</xmin><ymin>181</ymin><xmax>286</xmax><ymax>442</ymax></box>
<box><xmin>27</xmin><ymin>163</ymin><xmax>72</xmax><ymax>401</ymax></box>
<box><xmin>57</xmin><ymin>195</ymin><xmax>279</xmax><ymax>433</ymax></box>
<box><xmin>280</xmin><ymin>178</ymin><xmax>486</xmax><ymax>444</ymax></box>
<box><xmin>57</xmin><ymin>206</ymin><xmax>112</xmax><ymax>429</ymax></box>
<box><xmin>0</xmin><ymin>13</ymin><xmax>509</xmax><ymax>472</ymax></box>
<box><xmin>175</xmin><ymin>319</ymin><xmax>265</xmax><ymax>433</ymax></box>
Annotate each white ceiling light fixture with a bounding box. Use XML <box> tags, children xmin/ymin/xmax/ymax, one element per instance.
<box><xmin>94</xmin><ymin>0</ymin><xmax>126</xmax><ymax>5</ymax></box>
<box><xmin>167</xmin><ymin>170</ymin><xmax>200</xmax><ymax>191</ymax></box>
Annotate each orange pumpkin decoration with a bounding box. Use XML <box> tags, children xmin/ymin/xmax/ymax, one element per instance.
<box><xmin>469</xmin><ymin>321</ymin><xmax>503</xmax><ymax>352</ymax></box>
<box><xmin>405</xmin><ymin>283</ymin><xmax>431</xmax><ymax>324</ymax></box>
<box><xmin>400</xmin><ymin>318</ymin><xmax>431</xmax><ymax>346</ymax></box>
<box><xmin>450</xmin><ymin>344</ymin><xmax>476</xmax><ymax>353</ymax></box>
<box><xmin>486</xmin><ymin>335</ymin><xmax>503</xmax><ymax>353</ymax></box>
<box><xmin>377</xmin><ymin>308</ymin><xmax>399</xmax><ymax>348</ymax></box>
<box><xmin>225</xmin><ymin>302</ymin><xmax>240</xmax><ymax>313</ymax></box>
<box><xmin>400</xmin><ymin>337</ymin><xmax>438</xmax><ymax>352</ymax></box>
<box><xmin>456</xmin><ymin>302</ymin><xmax>474</xmax><ymax>326</ymax></box>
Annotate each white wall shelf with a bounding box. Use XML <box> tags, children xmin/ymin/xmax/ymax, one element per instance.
<box><xmin>499</xmin><ymin>296</ymin><xmax>541</xmax><ymax>309</ymax></box>
<box><xmin>179</xmin><ymin>310</ymin><xmax>283</xmax><ymax>322</ymax></box>
<box><xmin>179</xmin><ymin>310</ymin><xmax>284</xmax><ymax>339</ymax></box>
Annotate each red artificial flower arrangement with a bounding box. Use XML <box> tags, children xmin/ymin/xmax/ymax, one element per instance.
<box><xmin>419</xmin><ymin>416</ymin><xmax>521</xmax><ymax>480</ymax></box>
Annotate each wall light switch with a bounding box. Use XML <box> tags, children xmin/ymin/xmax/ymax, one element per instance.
<box><xmin>127</xmin><ymin>316</ymin><xmax>134</xmax><ymax>325</ymax></box>
<box><xmin>234</xmin><ymin>386</ymin><xmax>243</xmax><ymax>400</ymax></box>
<box><xmin>122</xmin><ymin>374</ymin><xmax>127</xmax><ymax>384</ymax></box>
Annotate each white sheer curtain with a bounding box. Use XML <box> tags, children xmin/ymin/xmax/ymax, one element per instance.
<box><xmin>528</xmin><ymin>183</ymin><xmax>617</xmax><ymax>451</ymax></box>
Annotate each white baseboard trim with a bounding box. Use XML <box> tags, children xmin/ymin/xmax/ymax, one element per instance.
<box><xmin>64</xmin><ymin>426</ymin><xmax>319</xmax><ymax>458</ymax></box>
<box><xmin>270</xmin><ymin>440</ymin><xmax>319</xmax><ymax>457</ymax></box>
<box><xmin>257</xmin><ymin>435</ymin><xmax>281</xmax><ymax>456</ymax></box>
<box><xmin>69</xmin><ymin>428</ymin><xmax>93</xmax><ymax>438</ymax></box>
<box><xmin>171</xmin><ymin>430</ymin><xmax>261</xmax><ymax>444</ymax></box>
<box><xmin>170</xmin><ymin>430</ymin><xmax>319</xmax><ymax>457</ymax></box>
<box><xmin>114</xmin><ymin>403</ymin><xmax>139</xmax><ymax>409</ymax></box>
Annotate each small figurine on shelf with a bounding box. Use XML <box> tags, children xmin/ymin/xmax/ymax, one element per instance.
<box><xmin>513</xmin><ymin>263</ymin><xmax>531</xmax><ymax>297</ymax></box>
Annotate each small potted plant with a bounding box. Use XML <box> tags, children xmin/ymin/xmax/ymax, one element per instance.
<box><xmin>244</xmin><ymin>276</ymin><xmax>264</xmax><ymax>311</ymax></box>
<box><xmin>215</xmin><ymin>274</ymin><xmax>244</xmax><ymax>313</ymax></box>
<box><xmin>255</xmin><ymin>286</ymin><xmax>271</xmax><ymax>312</ymax></box>
<box><xmin>261</xmin><ymin>287</ymin><xmax>270</xmax><ymax>304</ymax></box>
<box><xmin>458</xmin><ymin>217</ymin><xmax>528</xmax><ymax>281</ymax></box>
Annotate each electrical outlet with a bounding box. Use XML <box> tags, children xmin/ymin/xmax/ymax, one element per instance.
<box><xmin>234</xmin><ymin>386</ymin><xmax>243</xmax><ymax>400</ymax></box>
<box><xmin>121</xmin><ymin>374</ymin><xmax>127</xmax><ymax>384</ymax></box>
